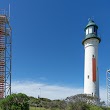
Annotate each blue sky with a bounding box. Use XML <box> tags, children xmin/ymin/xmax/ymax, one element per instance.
<box><xmin>0</xmin><ymin>0</ymin><xmax>110</xmax><ymax>100</ymax></box>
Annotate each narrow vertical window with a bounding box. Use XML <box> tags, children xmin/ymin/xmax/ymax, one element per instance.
<box><xmin>94</xmin><ymin>27</ymin><xmax>95</xmax><ymax>33</ymax></box>
<box><xmin>88</xmin><ymin>75</ymin><xmax>89</xmax><ymax>79</ymax></box>
<box><xmin>94</xmin><ymin>27</ymin><xmax>97</xmax><ymax>35</ymax></box>
<box><xmin>86</xmin><ymin>29</ymin><xmax>88</xmax><ymax>35</ymax></box>
<box><xmin>89</xmin><ymin>27</ymin><xmax>92</xmax><ymax>33</ymax></box>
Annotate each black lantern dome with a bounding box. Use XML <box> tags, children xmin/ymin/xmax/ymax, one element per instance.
<box><xmin>82</xmin><ymin>20</ymin><xmax>101</xmax><ymax>45</ymax></box>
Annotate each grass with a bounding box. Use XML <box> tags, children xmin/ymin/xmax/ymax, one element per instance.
<box><xmin>0</xmin><ymin>107</ymin><xmax>50</xmax><ymax>110</ymax></box>
<box><xmin>30</xmin><ymin>107</ymin><xmax>50</xmax><ymax>110</ymax></box>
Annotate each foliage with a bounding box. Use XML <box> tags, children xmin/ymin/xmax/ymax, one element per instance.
<box><xmin>0</xmin><ymin>93</ymin><xmax>29</xmax><ymax>110</ymax></box>
<box><xmin>65</xmin><ymin>94</ymin><xmax>109</xmax><ymax>110</ymax></box>
<box><xmin>29</xmin><ymin>94</ymin><xmax>110</xmax><ymax>110</ymax></box>
<box><xmin>68</xmin><ymin>101</ymin><xmax>89</xmax><ymax>110</ymax></box>
<box><xmin>66</xmin><ymin>94</ymin><xmax>100</xmax><ymax>105</ymax></box>
<box><xmin>0</xmin><ymin>93</ymin><xmax>110</xmax><ymax>110</ymax></box>
<box><xmin>30</xmin><ymin>107</ymin><xmax>50</xmax><ymax>110</ymax></box>
<box><xmin>29</xmin><ymin>96</ymin><xmax>51</xmax><ymax>108</ymax></box>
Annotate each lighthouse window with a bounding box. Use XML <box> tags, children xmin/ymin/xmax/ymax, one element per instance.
<box><xmin>86</xmin><ymin>29</ymin><xmax>88</xmax><ymax>35</ymax></box>
<box><xmin>94</xmin><ymin>27</ymin><xmax>95</xmax><ymax>32</ymax></box>
<box><xmin>89</xmin><ymin>27</ymin><xmax>92</xmax><ymax>34</ymax></box>
<box><xmin>88</xmin><ymin>75</ymin><xmax>89</xmax><ymax>79</ymax></box>
<box><xmin>94</xmin><ymin>27</ymin><xmax>97</xmax><ymax>35</ymax></box>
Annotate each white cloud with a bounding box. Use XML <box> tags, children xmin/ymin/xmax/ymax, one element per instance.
<box><xmin>12</xmin><ymin>81</ymin><xmax>83</xmax><ymax>100</ymax></box>
<box><xmin>12</xmin><ymin>81</ymin><xmax>106</xmax><ymax>102</ymax></box>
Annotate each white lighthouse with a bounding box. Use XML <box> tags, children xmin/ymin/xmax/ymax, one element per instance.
<box><xmin>82</xmin><ymin>20</ymin><xmax>101</xmax><ymax>98</ymax></box>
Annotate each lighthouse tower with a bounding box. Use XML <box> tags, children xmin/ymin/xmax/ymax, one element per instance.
<box><xmin>82</xmin><ymin>20</ymin><xmax>101</xmax><ymax>98</ymax></box>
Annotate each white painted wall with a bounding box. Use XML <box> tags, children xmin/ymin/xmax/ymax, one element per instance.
<box><xmin>84</xmin><ymin>38</ymin><xmax>99</xmax><ymax>98</ymax></box>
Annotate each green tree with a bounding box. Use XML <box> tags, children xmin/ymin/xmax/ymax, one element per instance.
<box><xmin>68</xmin><ymin>102</ymin><xmax>90</xmax><ymax>110</ymax></box>
<box><xmin>89</xmin><ymin>105</ymin><xmax>103</xmax><ymax>110</ymax></box>
<box><xmin>0</xmin><ymin>93</ymin><xmax>29</xmax><ymax>110</ymax></box>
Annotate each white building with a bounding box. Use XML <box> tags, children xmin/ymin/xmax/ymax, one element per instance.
<box><xmin>82</xmin><ymin>20</ymin><xmax>101</xmax><ymax>99</ymax></box>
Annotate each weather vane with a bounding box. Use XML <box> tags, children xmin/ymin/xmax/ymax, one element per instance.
<box><xmin>88</xmin><ymin>16</ymin><xmax>94</xmax><ymax>21</ymax></box>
